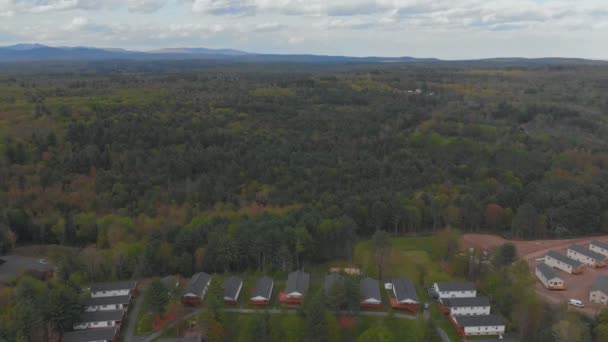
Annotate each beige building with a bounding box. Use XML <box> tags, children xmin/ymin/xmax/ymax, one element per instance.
<box><xmin>590</xmin><ymin>276</ymin><xmax>608</xmax><ymax>304</ymax></box>
<box><xmin>590</xmin><ymin>241</ymin><xmax>608</xmax><ymax>258</ymax></box>
<box><xmin>545</xmin><ymin>251</ymin><xmax>584</xmax><ymax>274</ymax></box>
<box><xmin>567</xmin><ymin>244</ymin><xmax>607</xmax><ymax>268</ymax></box>
<box><xmin>536</xmin><ymin>263</ymin><xmax>564</xmax><ymax>290</ymax></box>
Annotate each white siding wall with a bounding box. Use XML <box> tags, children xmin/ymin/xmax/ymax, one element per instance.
<box><xmin>545</xmin><ymin>256</ymin><xmax>574</xmax><ymax>274</ymax></box>
<box><xmin>91</xmin><ymin>289</ymin><xmax>131</xmax><ymax>298</ymax></box>
<box><xmin>85</xmin><ymin>304</ymin><xmax>124</xmax><ymax>312</ymax></box>
<box><xmin>567</xmin><ymin>250</ymin><xmax>597</xmax><ymax>266</ymax></box>
<box><xmin>438</xmin><ymin>290</ymin><xmax>476</xmax><ymax>299</ymax></box>
<box><xmin>590</xmin><ymin>290</ymin><xmax>608</xmax><ymax>304</ymax></box>
<box><xmin>73</xmin><ymin>320</ymin><xmax>116</xmax><ymax>330</ymax></box>
<box><xmin>451</xmin><ymin>306</ymin><xmax>491</xmax><ymax>316</ymax></box>
<box><xmin>590</xmin><ymin>244</ymin><xmax>608</xmax><ymax>257</ymax></box>
<box><xmin>463</xmin><ymin>325</ymin><xmax>506</xmax><ymax>336</ymax></box>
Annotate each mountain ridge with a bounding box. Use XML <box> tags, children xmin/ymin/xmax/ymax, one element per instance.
<box><xmin>0</xmin><ymin>44</ymin><xmax>606</xmax><ymax>65</ymax></box>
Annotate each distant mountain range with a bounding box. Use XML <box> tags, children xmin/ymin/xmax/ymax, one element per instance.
<box><xmin>0</xmin><ymin>43</ymin><xmax>605</xmax><ymax>65</ymax></box>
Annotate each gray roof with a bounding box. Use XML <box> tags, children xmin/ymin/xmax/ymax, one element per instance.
<box><xmin>546</xmin><ymin>251</ymin><xmax>583</xmax><ymax>268</ymax></box>
<box><xmin>76</xmin><ymin>310</ymin><xmax>124</xmax><ymax>324</ymax></box>
<box><xmin>84</xmin><ymin>295</ymin><xmax>131</xmax><ymax>307</ymax></box>
<box><xmin>452</xmin><ymin>314</ymin><xmax>505</xmax><ymax>327</ymax></box>
<box><xmin>0</xmin><ymin>255</ymin><xmax>53</xmax><ymax>283</ymax></box>
<box><xmin>591</xmin><ymin>241</ymin><xmax>608</xmax><ymax>251</ymax></box>
<box><xmin>62</xmin><ymin>327</ymin><xmax>118</xmax><ymax>342</ymax></box>
<box><xmin>160</xmin><ymin>275</ymin><xmax>179</xmax><ymax>289</ymax></box>
<box><xmin>252</xmin><ymin>276</ymin><xmax>273</xmax><ymax>299</ymax></box>
<box><xmin>360</xmin><ymin>277</ymin><xmax>381</xmax><ymax>301</ymax></box>
<box><xmin>91</xmin><ymin>281</ymin><xmax>137</xmax><ymax>293</ymax></box>
<box><xmin>569</xmin><ymin>244</ymin><xmax>607</xmax><ymax>261</ymax></box>
<box><xmin>324</xmin><ymin>273</ymin><xmax>344</xmax><ymax>295</ymax></box>
<box><xmin>223</xmin><ymin>276</ymin><xmax>242</xmax><ymax>298</ymax></box>
<box><xmin>392</xmin><ymin>277</ymin><xmax>418</xmax><ymax>303</ymax></box>
<box><xmin>286</xmin><ymin>270</ymin><xmax>310</xmax><ymax>296</ymax></box>
<box><xmin>592</xmin><ymin>276</ymin><xmax>608</xmax><ymax>294</ymax></box>
<box><xmin>435</xmin><ymin>282</ymin><xmax>476</xmax><ymax>293</ymax></box>
<box><xmin>183</xmin><ymin>272</ymin><xmax>211</xmax><ymax>297</ymax></box>
<box><xmin>441</xmin><ymin>297</ymin><xmax>490</xmax><ymax>308</ymax></box>
<box><xmin>536</xmin><ymin>263</ymin><xmax>560</xmax><ymax>280</ymax></box>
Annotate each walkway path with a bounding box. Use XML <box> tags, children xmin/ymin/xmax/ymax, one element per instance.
<box><xmin>123</xmin><ymin>294</ymin><xmax>145</xmax><ymax>342</ymax></box>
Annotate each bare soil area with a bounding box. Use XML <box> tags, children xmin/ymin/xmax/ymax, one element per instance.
<box><xmin>462</xmin><ymin>233</ymin><xmax>608</xmax><ymax>316</ymax></box>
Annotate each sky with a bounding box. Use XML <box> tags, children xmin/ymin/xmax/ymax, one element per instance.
<box><xmin>0</xmin><ymin>0</ymin><xmax>607</xmax><ymax>59</ymax></box>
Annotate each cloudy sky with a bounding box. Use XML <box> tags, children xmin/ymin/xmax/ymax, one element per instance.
<box><xmin>0</xmin><ymin>0</ymin><xmax>607</xmax><ymax>59</ymax></box>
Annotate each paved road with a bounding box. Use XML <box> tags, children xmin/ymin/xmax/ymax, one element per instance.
<box><xmin>123</xmin><ymin>294</ymin><xmax>145</xmax><ymax>342</ymax></box>
<box><xmin>434</xmin><ymin>325</ymin><xmax>451</xmax><ymax>342</ymax></box>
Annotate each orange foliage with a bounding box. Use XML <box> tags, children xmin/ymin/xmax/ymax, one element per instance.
<box><xmin>484</xmin><ymin>204</ymin><xmax>505</xmax><ymax>229</ymax></box>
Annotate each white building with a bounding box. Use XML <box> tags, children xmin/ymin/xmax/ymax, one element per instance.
<box><xmin>590</xmin><ymin>241</ymin><xmax>608</xmax><ymax>258</ymax></box>
<box><xmin>84</xmin><ymin>295</ymin><xmax>131</xmax><ymax>312</ymax></box>
<box><xmin>567</xmin><ymin>244</ymin><xmax>607</xmax><ymax>267</ymax></box>
<box><xmin>73</xmin><ymin>310</ymin><xmax>124</xmax><ymax>330</ymax></box>
<box><xmin>440</xmin><ymin>297</ymin><xmax>491</xmax><ymax>316</ymax></box>
<box><xmin>590</xmin><ymin>276</ymin><xmax>608</xmax><ymax>304</ymax></box>
<box><xmin>545</xmin><ymin>251</ymin><xmax>584</xmax><ymax>274</ymax></box>
<box><xmin>433</xmin><ymin>282</ymin><xmax>476</xmax><ymax>299</ymax></box>
<box><xmin>90</xmin><ymin>281</ymin><xmax>137</xmax><ymax>298</ymax></box>
<box><xmin>535</xmin><ymin>263</ymin><xmax>564</xmax><ymax>290</ymax></box>
<box><xmin>452</xmin><ymin>315</ymin><xmax>506</xmax><ymax>336</ymax></box>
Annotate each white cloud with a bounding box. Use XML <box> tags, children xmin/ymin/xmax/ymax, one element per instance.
<box><xmin>128</xmin><ymin>0</ymin><xmax>167</xmax><ymax>13</ymax></box>
<box><xmin>63</xmin><ymin>16</ymin><xmax>89</xmax><ymax>31</ymax></box>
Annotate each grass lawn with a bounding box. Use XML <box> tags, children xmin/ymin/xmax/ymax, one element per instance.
<box><xmin>354</xmin><ymin>236</ymin><xmax>451</xmax><ymax>285</ymax></box>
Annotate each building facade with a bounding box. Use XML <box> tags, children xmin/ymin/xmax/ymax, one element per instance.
<box><xmin>590</xmin><ymin>241</ymin><xmax>608</xmax><ymax>258</ymax></box>
<box><xmin>535</xmin><ymin>263</ymin><xmax>565</xmax><ymax>290</ymax></box>
<box><xmin>567</xmin><ymin>245</ymin><xmax>606</xmax><ymax>267</ymax></box>
<box><xmin>433</xmin><ymin>282</ymin><xmax>477</xmax><ymax>299</ymax></box>
<box><xmin>544</xmin><ymin>251</ymin><xmax>583</xmax><ymax>274</ymax></box>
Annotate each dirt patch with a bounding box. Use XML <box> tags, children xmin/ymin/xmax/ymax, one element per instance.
<box><xmin>462</xmin><ymin>234</ymin><xmax>608</xmax><ymax>316</ymax></box>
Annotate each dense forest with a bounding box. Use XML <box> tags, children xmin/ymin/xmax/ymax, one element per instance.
<box><xmin>1</xmin><ymin>61</ymin><xmax>608</xmax><ymax>340</ymax></box>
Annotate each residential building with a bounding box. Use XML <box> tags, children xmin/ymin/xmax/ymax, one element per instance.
<box><xmin>285</xmin><ymin>270</ymin><xmax>310</xmax><ymax>299</ymax></box>
<box><xmin>62</xmin><ymin>327</ymin><xmax>118</xmax><ymax>342</ymax></box>
<box><xmin>590</xmin><ymin>241</ymin><xmax>608</xmax><ymax>258</ymax></box>
<box><xmin>567</xmin><ymin>245</ymin><xmax>607</xmax><ymax>267</ymax></box>
<box><xmin>250</xmin><ymin>276</ymin><xmax>274</xmax><ymax>305</ymax></box>
<box><xmin>73</xmin><ymin>310</ymin><xmax>125</xmax><ymax>330</ymax></box>
<box><xmin>324</xmin><ymin>273</ymin><xmax>344</xmax><ymax>295</ymax></box>
<box><xmin>223</xmin><ymin>275</ymin><xmax>243</xmax><ymax>304</ymax></box>
<box><xmin>360</xmin><ymin>277</ymin><xmax>382</xmax><ymax>308</ymax></box>
<box><xmin>390</xmin><ymin>277</ymin><xmax>419</xmax><ymax>312</ymax></box>
<box><xmin>84</xmin><ymin>295</ymin><xmax>131</xmax><ymax>312</ymax></box>
<box><xmin>590</xmin><ymin>276</ymin><xmax>608</xmax><ymax>304</ymax></box>
<box><xmin>545</xmin><ymin>251</ymin><xmax>584</xmax><ymax>274</ymax></box>
<box><xmin>451</xmin><ymin>314</ymin><xmax>506</xmax><ymax>336</ymax></box>
<box><xmin>182</xmin><ymin>272</ymin><xmax>211</xmax><ymax>305</ymax></box>
<box><xmin>0</xmin><ymin>255</ymin><xmax>54</xmax><ymax>284</ymax></box>
<box><xmin>433</xmin><ymin>282</ymin><xmax>476</xmax><ymax>299</ymax></box>
<box><xmin>90</xmin><ymin>281</ymin><xmax>137</xmax><ymax>298</ymax></box>
<box><xmin>535</xmin><ymin>263</ymin><xmax>564</xmax><ymax>290</ymax></box>
<box><xmin>440</xmin><ymin>297</ymin><xmax>491</xmax><ymax>316</ymax></box>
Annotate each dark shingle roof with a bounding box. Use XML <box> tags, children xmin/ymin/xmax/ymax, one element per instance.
<box><xmin>392</xmin><ymin>277</ymin><xmax>418</xmax><ymax>303</ymax></box>
<box><xmin>435</xmin><ymin>282</ymin><xmax>476</xmax><ymax>293</ymax></box>
<box><xmin>324</xmin><ymin>273</ymin><xmax>344</xmax><ymax>295</ymax></box>
<box><xmin>441</xmin><ymin>297</ymin><xmax>490</xmax><ymax>308</ymax></box>
<box><xmin>183</xmin><ymin>272</ymin><xmax>211</xmax><ymax>297</ymax></box>
<box><xmin>536</xmin><ymin>263</ymin><xmax>560</xmax><ymax>280</ymax></box>
<box><xmin>76</xmin><ymin>310</ymin><xmax>124</xmax><ymax>324</ymax></box>
<box><xmin>62</xmin><ymin>327</ymin><xmax>118</xmax><ymax>342</ymax></box>
<box><xmin>591</xmin><ymin>241</ymin><xmax>608</xmax><ymax>251</ymax></box>
<box><xmin>286</xmin><ymin>270</ymin><xmax>310</xmax><ymax>296</ymax></box>
<box><xmin>360</xmin><ymin>277</ymin><xmax>381</xmax><ymax>301</ymax></box>
<box><xmin>452</xmin><ymin>314</ymin><xmax>505</xmax><ymax>327</ymax></box>
<box><xmin>546</xmin><ymin>251</ymin><xmax>583</xmax><ymax>268</ymax></box>
<box><xmin>84</xmin><ymin>295</ymin><xmax>131</xmax><ymax>307</ymax></box>
<box><xmin>90</xmin><ymin>281</ymin><xmax>137</xmax><ymax>293</ymax></box>
<box><xmin>252</xmin><ymin>276</ymin><xmax>273</xmax><ymax>299</ymax></box>
<box><xmin>0</xmin><ymin>255</ymin><xmax>53</xmax><ymax>283</ymax></box>
<box><xmin>569</xmin><ymin>244</ymin><xmax>607</xmax><ymax>261</ymax></box>
<box><xmin>592</xmin><ymin>276</ymin><xmax>608</xmax><ymax>293</ymax></box>
<box><xmin>223</xmin><ymin>275</ymin><xmax>242</xmax><ymax>299</ymax></box>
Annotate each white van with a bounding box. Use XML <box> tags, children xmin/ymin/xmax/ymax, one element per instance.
<box><xmin>568</xmin><ymin>299</ymin><xmax>584</xmax><ymax>308</ymax></box>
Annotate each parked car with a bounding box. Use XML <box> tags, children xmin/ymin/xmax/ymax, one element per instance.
<box><xmin>423</xmin><ymin>302</ymin><xmax>430</xmax><ymax>310</ymax></box>
<box><xmin>567</xmin><ymin>299</ymin><xmax>584</xmax><ymax>308</ymax></box>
